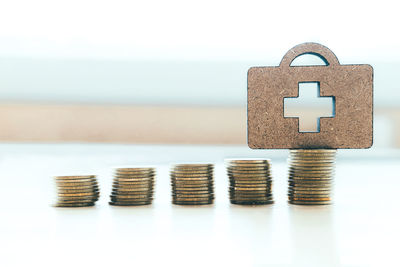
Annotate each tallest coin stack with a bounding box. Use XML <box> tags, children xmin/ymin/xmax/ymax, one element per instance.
<box><xmin>288</xmin><ymin>149</ymin><xmax>336</xmax><ymax>205</ymax></box>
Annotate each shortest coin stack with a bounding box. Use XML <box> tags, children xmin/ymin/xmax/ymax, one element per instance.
<box><xmin>171</xmin><ymin>164</ymin><xmax>214</xmax><ymax>205</ymax></box>
<box><xmin>54</xmin><ymin>175</ymin><xmax>99</xmax><ymax>207</ymax></box>
<box><xmin>110</xmin><ymin>168</ymin><xmax>155</xmax><ymax>206</ymax></box>
<box><xmin>227</xmin><ymin>159</ymin><xmax>274</xmax><ymax>205</ymax></box>
<box><xmin>288</xmin><ymin>149</ymin><xmax>336</xmax><ymax>205</ymax></box>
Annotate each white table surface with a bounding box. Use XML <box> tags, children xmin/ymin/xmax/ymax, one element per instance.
<box><xmin>0</xmin><ymin>144</ymin><xmax>398</xmax><ymax>267</ymax></box>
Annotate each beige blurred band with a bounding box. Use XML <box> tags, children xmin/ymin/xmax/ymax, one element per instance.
<box><xmin>0</xmin><ymin>104</ymin><xmax>246</xmax><ymax>144</ymax></box>
<box><xmin>0</xmin><ymin>104</ymin><xmax>397</xmax><ymax>146</ymax></box>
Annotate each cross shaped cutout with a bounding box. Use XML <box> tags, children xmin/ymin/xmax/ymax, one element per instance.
<box><xmin>284</xmin><ymin>82</ymin><xmax>335</xmax><ymax>132</ymax></box>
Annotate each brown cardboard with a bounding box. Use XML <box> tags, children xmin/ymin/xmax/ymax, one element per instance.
<box><xmin>247</xmin><ymin>42</ymin><xmax>373</xmax><ymax>149</ymax></box>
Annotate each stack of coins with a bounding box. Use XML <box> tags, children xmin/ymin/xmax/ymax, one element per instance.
<box><xmin>171</xmin><ymin>164</ymin><xmax>214</xmax><ymax>205</ymax></box>
<box><xmin>288</xmin><ymin>149</ymin><xmax>336</xmax><ymax>205</ymax></box>
<box><xmin>54</xmin><ymin>175</ymin><xmax>99</xmax><ymax>207</ymax></box>
<box><xmin>109</xmin><ymin>168</ymin><xmax>155</xmax><ymax>206</ymax></box>
<box><xmin>227</xmin><ymin>159</ymin><xmax>274</xmax><ymax>205</ymax></box>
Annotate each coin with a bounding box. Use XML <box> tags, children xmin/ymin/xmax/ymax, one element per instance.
<box><xmin>173</xmin><ymin>163</ymin><xmax>213</xmax><ymax>168</ymax></box>
<box><xmin>289</xmin><ymin>181</ymin><xmax>332</xmax><ymax>186</ymax></box>
<box><xmin>111</xmin><ymin>196</ymin><xmax>151</xmax><ymax>201</ymax></box>
<box><xmin>171</xmin><ymin>177</ymin><xmax>212</xmax><ymax>182</ymax></box>
<box><xmin>55</xmin><ymin>177</ymin><xmax>97</xmax><ymax>181</ymax></box>
<box><xmin>113</xmin><ymin>179</ymin><xmax>153</xmax><ymax>184</ymax></box>
<box><xmin>231</xmin><ymin>186</ymin><xmax>270</xmax><ymax>190</ymax></box>
<box><xmin>116</xmin><ymin>167</ymin><xmax>155</xmax><ymax>171</ymax></box>
<box><xmin>228</xmin><ymin>170</ymin><xmax>270</xmax><ymax>174</ymax></box>
<box><xmin>54</xmin><ymin>203</ymin><xmax>95</xmax><ymax>208</ymax></box>
<box><xmin>230</xmin><ymin>197</ymin><xmax>273</xmax><ymax>202</ymax></box>
<box><xmin>289</xmin><ymin>200</ymin><xmax>331</xmax><ymax>205</ymax></box>
<box><xmin>172</xmin><ymin>201</ymin><xmax>212</xmax><ymax>205</ymax></box>
<box><xmin>109</xmin><ymin>201</ymin><xmax>152</xmax><ymax>206</ymax></box>
<box><xmin>113</xmin><ymin>181</ymin><xmax>153</xmax><ymax>185</ymax></box>
<box><xmin>55</xmin><ymin>198</ymin><xmax>97</xmax><ymax>204</ymax></box>
<box><xmin>289</xmin><ymin>189</ymin><xmax>331</xmax><ymax>193</ymax></box>
<box><xmin>112</xmin><ymin>187</ymin><xmax>152</xmax><ymax>192</ymax></box>
<box><xmin>231</xmin><ymin>200</ymin><xmax>274</xmax><ymax>205</ymax></box>
<box><xmin>57</xmin><ymin>192</ymin><xmax>99</xmax><ymax>197</ymax></box>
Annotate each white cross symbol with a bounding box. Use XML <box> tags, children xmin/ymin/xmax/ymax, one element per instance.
<box><xmin>284</xmin><ymin>82</ymin><xmax>335</xmax><ymax>132</ymax></box>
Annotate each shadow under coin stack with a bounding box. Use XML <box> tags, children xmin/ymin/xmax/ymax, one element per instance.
<box><xmin>227</xmin><ymin>159</ymin><xmax>274</xmax><ymax>205</ymax></box>
<box><xmin>109</xmin><ymin>168</ymin><xmax>155</xmax><ymax>206</ymax></box>
<box><xmin>171</xmin><ymin>164</ymin><xmax>214</xmax><ymax>205</ymax></box>
<box><xmin>288</xmin><ymin>149</ymin><xmax>336</xmax><ymax>205</ymax></box>
<box><xmin>54</xmin><ymin>175</ymin><xmax>99</xmax><ymax>207</ymax></box>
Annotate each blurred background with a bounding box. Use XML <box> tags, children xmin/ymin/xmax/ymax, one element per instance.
<box><xmin>0</xmin><ymin>0</ymin><xmax>398</xmax><ymax>148</ymax></box>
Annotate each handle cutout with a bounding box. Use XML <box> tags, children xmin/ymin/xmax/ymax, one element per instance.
<box><xmin>279</xmin><ymin>43</ymin><xmax>340</xmax><ymax>67</ymax></box>
<box><xmin>290</xmin><ymin>53</ymin><xmax>328</xmax><ymax>66</ymax></box>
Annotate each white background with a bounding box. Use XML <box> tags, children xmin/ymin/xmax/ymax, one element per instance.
<box><xmin>0</xmin><ymin>0</ymin><xmax>398</xmax><ymax>106</ymax></box>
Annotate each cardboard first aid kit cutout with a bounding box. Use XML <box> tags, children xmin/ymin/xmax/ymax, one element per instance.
<box><xmin>247</xmin><ymin>43</ymin><xmax>373</xmax><ymax>149</ymax></box>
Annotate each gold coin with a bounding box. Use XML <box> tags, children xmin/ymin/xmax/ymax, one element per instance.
<box><xmin>55</xmin><ymin>182</ymin><xmax>97</xmax><ymax>188</ymax></box>
<box><xmin>170</xmin><ymin>171</ymin><xmax>213</xmax><ymax>177</ymax></box>
<box><xmin>113</xmin><ymin>178</ymin><xmax>153</xmax><ymax>183</ymax></box>
<box><xmin>289</xmin><ymin>188</ymin><xmax>331</xmax><ymax>193</ymax></box>
<box><xmin>111</xmin><ymin>192</ymin><xmax>153</xmax><ymax>197</ymax></box>
<box><xmin>171</xmin><ymin>184</ymin><xmax>213</xmax><ymax>189</ymax></box>
<box><xmin>55</xmin><ymin>199</ymin><xmax>96</xmax><ymax>204</ymax></box>
<box><xmin>55</xmin><ymin>175</ymin><xmax>96</xmax><ymax>180</ymax></box>
<box><xmin>289</xmin><ymin>176</ymin><xmax>332</xmax><ymax>181</ymax></box>
<box><xmin>112</xmin><ymin>187</ymin><xmax>152</xmax><ymax>191</ymax></box>
<box><xmin>113</xmin><ymin>180</ymin><xmax>153</xmax><ymax>185</ymax></box>
<box><xmin>171</xmin><ymin>181</ymin><xmax>211</xmax><ymax>185</ymax></box>
<box><xmin>227</xmin><ymin>164</ymin><xmax>269</xmax><ymax>169</ymax></box>
<box><xmin>231</xmin><ymin>193</ymin><xmax>263</xmax><ymax>196</ymax></box>
<box><xmin>173</xmin><ymin>163</ymin><xmax>213</xmax><ymax>168</ymax></box>
<box><xmin>114</xmin><ymin>173</ymin><xmax>155</xmax><ymax>178</ymax></box>
<box><xmin>57</xmin><ymin>192</ymin><xmax>96</xmax><ymax>197</ymax></box>
<box><xmin>116</xmin><ymin>167</ymin><xmax>155</xmax><ymax>171</ymax></box>
<box><xmin>172</xmin><ymin>168</ymin><xmax>213</xmax><ymax>173</ymax></box>
<box><xmin>173</xmin><ymin>196</ymin><xmax>214</xmax><ymax>200</ymax></box>
<box><xmin>55</xmin><ymin>176</ymin><xmax>97</xmax><ymax>180</ymax></box>
<box><xmin>289</xmin><ymin>196</ymin><xmax>331</xmax><ymax>201</ymax></box>
<box><xmin>289</xmin><ymin>200</ymin><xmax>331</xmax><ymax>205</ymax></box>
<box><xmin>228</xmin><ymin>168</ymin><xmax>269</xmax><ymax>172</ymax></box>
<box><xmin>111</xmin><ymin>197</ymin><xmax>152</xmax><ymax>202</ymax></box>
<box><xmin>172</xmin><ymin>201</ymin><xmax>212</xmax><ymax>205</ymax></box>
<box><xmin>172</xmin><ymin>195</ymin><xmax>213</xmax><ymax>199</ymax></box>
<box><xmin>57</xmin><ymin>187</ymin><xmax>98</xmax><ymax>192</ymax></box>
<box><xmin>54</xmin><ymin>203</ymin><xmax>95</xmax><ymax>207</ymax></box>
<box><xmin>172</xmin><ymin>176</ymin><xmax>212</xmax><ymax>180</ymax></box>
<box><xmin>55</xmin><ymin>180</ymin><xmax>97</xmax><ymax>185</ymax></box>
<box><xmin>231</xmin><ymin>200</ymin><xmax>273</xmax><ymax>205</ymax></box>
<box><xmin>109</xmin><ymin>201</ymin><xmax>152</xmax><ymax>206</ymax></box>
<box><xmin>114</xmin><ymin>173</ymin><xmax>154</xmax><ymax>177</ymax></box>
